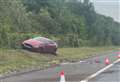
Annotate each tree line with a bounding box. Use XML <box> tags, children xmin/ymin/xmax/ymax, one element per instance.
<box><xmin>0</xmin><ymin>0</ymin><xmax>120</xmax><ymax>48</ymax></box>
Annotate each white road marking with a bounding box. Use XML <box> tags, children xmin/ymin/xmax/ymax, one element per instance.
<box><xmin>60</xmin><ymin>61</ymin><xmax>88</xmax><ymax>65</ymax></box>
<box><xmin>80</xmin><ymin>59</ymin><xmax>120</xmax><ymax>82</ymax></box>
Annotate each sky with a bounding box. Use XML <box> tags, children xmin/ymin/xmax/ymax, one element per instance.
<box><xmin>90</xmin><ymin>0</ymin><xmax>120</xmax><ymax>22</ymax></box>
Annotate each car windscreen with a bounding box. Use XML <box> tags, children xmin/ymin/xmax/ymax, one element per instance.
<box><xmin>33</xmin><ymin>37</ymin><xmax>54</xmax><ymax>44</ymax></box>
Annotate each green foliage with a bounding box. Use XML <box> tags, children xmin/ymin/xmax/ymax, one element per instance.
<box><xmin>3</xmin><ymin>33</ymin><xmax>41</xmax><ymax>49</ymax></box>
<box><xmin>0</xmin><ymin>0</ymin><xmax>120</xmax><ymax>48</ymax></box>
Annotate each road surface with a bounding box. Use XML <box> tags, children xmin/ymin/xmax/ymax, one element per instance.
<box><xmin>89</xmin><ymin>61</ymin><xmax>120</xmax><ymax>82</ymax></box>
<box><xmin>0</xmin><ymin>51</ymin><xmax>119</xmax><ymax>82</ymax></box>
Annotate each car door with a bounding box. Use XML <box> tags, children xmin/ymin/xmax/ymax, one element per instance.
<box><xmin>44</xmin><ymin>40</ymin><xmax>55</xmax><ymax>53</ymax></box>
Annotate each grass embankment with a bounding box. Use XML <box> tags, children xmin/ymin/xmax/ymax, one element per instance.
<box><xmin>0</xmin><ymin>47</ymin><xmax>119</xmax><ymax>74</ymax></box>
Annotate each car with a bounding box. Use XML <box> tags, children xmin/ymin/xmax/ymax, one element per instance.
<box><xmin>22</xmin><ymin>36</ymin><xmax>58</xmax><ymax>54</ymax></box>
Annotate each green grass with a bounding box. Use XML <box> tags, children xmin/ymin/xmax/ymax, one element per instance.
<box><xmin>0</xmin><ymin>47</ymin><xmax>119</xmax><ymax>74</ymax></box>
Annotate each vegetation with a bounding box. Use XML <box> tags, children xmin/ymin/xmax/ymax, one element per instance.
<box><xmin>0</xmin><ymin>47</ymin><xmax>119</xmax><ymax>74</ymax></box>
<box><xmin>0</xmin><ymin>0</ymin><xmax>120</xmax><ymax>48</ymax></box>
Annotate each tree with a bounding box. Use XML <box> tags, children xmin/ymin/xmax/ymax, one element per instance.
<box><xmin>0</xmin><ymin>0</ymin><xmax>31</xmax><ymax>32</ymax></box>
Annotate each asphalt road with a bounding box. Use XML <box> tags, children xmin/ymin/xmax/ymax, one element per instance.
<box><xmin>0</xmin><ymin>51</ymin><xmax>119</xmax><ymax>82</ymax></box>
<box><xmin>89</xmin><ymin>62</ymin><xmax>120</xmax><ymax>82</ymax></box>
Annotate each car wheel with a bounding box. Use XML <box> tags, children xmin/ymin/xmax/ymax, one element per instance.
<box><xmin>53</xmin><ymin>48</ymin><xmax>57</xmax><ymax>52</ymax></box>
<box><xmin>38</xmin><ymin>47</ymin><xmax>44</xmax><ymax>53</ymax></box>
<box><xmin>52</xmin><ymin>48</ymin><xmax>57</xmax><ymax>55</ymax></box>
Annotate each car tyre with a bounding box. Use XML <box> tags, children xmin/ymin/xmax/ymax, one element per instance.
<box><xmin>52</xmin><ymin>48</ymin><xmax>57</xmax><ymax>55</ymax></box>
<box><xmin>38</xmin><ymin>47</ymin><xmax>44</xmax><ymax>53</ymax></box>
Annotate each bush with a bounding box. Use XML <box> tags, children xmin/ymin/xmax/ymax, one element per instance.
<box><xmin>55</xmin><ymin>35</ymin><xmax>90</xmax><ymax>48</ymax></box>
<box><xmin>2</xmin><ymin>33</ymin><xmax>41</xmax><ymax>49</ymax></box>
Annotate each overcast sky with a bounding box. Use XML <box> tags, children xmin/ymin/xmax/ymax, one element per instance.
<box><xmin>90</xmin><ymin>0</ymin><xmax>120</xmax><ymax>22</ymax></box>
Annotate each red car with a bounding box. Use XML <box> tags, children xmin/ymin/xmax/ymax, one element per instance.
<box><xmin>22</xmin><ymin>37</ymin><xmax>58</xmax><ymax>54</ymax></box>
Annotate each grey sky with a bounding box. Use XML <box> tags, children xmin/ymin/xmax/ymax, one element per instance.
<box><xmin>90</xmin><ymin>0</ymin><xmax>120</xmax><ymax>22</ymax></box>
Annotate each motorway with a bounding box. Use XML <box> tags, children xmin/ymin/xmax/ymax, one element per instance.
<box><xmin>88</xmin><ymin>61</ymin><xmax>120</xmax><ymax>82</ymax></box>
<box><xmin>0</xmin><ymin>51</ymin><xmax>119</xmax><ymax>82</ymax></box>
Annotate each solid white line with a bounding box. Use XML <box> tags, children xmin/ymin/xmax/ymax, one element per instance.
<box><xmin>80</xmin><ymin>59</ymin><xmax>120</xmax><ymax>82</ymax></box>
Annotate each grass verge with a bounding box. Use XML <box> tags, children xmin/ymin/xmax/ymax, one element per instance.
<box><xmin>0</xmin><ymin>47</ymin><xmax>119</xmax><ymax>74</ymax></box>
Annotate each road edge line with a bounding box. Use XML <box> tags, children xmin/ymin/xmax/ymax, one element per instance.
<box><xmin>80</xmin><ymin>59</ymin><xmax>120</xmax><ymax>82</ymax></box>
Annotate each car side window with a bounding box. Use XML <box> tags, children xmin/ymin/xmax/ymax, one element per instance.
<box><xmin>44</xmin><ymin>40</ymin><xmax>54</xmax><ymax>44</ymax></box>
<box><xmin>48</xmin><ymin>41</ymin><xmax>54</xmax><ymax>44</ymax></box>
